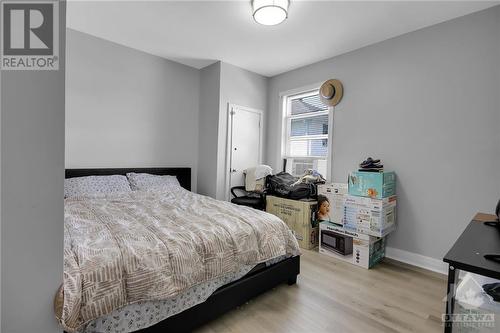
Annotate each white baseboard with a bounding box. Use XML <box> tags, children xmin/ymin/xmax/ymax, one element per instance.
<box><xmin>385</xmin><ymin>247</ymin><xmax>448</xmax><ymax>275</ymax></box>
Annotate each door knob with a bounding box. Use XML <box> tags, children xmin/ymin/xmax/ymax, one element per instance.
<box><xmin>232</xmin><ymin>169</ymin><xmax>237</xmax><ymax>172</ymax></box>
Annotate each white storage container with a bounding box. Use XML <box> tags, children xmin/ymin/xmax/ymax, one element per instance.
<box><xmin>454</xmin><ymin>273</ymin><xmax>500</xmax><ymax>333</ymax></box>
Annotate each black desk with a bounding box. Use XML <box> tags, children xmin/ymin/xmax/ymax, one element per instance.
<box><xmin>443</xmin><ymin>215</ymin><xmax>500</xmax><ymax>332</ymax></box>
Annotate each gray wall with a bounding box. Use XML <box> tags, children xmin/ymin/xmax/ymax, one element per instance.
<box><xmin>266</xmin><ymin>5</ymin><xmax>500</xmax><ymax>260</ymax></box>
<box><xmin>216</xmin><ymin>62</ymin><xmax>268</xmax><ymax>199</ymax></box>
<box><xmin>198</xmin><ymin>62</ymin><xmax>221</xmax><ymax>198</ymax></box>
<box><xmin>197</xmin><ymin>61</ymin><xmax>268</xmax><ymax>199</ymax></box>
<box><xmin>1</xmin><ymin>2</ymin><xmax>66</xmax><ymax>332</ymax></box>
<box><xmin>66</xmin><ymin>29</ymin><xmax>200</xmax><ymax>191</ymax></box>
<box><xmin>66</xmin><ymin>30</ymin><xmax>269</xmax><ymax>200</ymax></box>
<box><xmin>0</xmin><ymin>49</ymin><xmax>2</xmax><ymax>332</ymax></box>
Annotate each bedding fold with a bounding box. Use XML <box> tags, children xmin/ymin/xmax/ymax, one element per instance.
<box><xmin>56</xmin><ymin>187</ymin><xmax>300</xmax><ymax>332</ymax></box>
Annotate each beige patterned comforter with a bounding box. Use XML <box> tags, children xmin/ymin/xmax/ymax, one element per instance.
<box><xmin>55</xmin><ymin>186</ymin><xmax>300</xmax><ymax>332</ymax></box>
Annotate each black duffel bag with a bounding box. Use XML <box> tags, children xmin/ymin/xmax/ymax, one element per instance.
<box><xmin>266</xmin><ymin>172</ymin><xmax>317</xmax><ymax>200</ymax></box>
<box><xmin>266</xmin><ymin>172</ymin><xmax>296</xmax><ymax>197</ymax></box>
<box><xmin>289</xmin><ymin>182</ymin><xmax>317</xmax><ymax>200</ymax></box>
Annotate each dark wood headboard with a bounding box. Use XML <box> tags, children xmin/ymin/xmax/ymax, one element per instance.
<box><xmin>65</xmin><ymin>167</ymin><xmax>191</xmax><ymax>191</ymax></box>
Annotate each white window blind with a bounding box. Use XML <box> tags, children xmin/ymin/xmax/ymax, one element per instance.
<box><xmin>283</xmin><ymin>90</ymin><xmax>330</xmax><ymax>177</ymax></box>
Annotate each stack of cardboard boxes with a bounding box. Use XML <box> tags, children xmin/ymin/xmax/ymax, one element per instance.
<box><xmin>318</xmin><ymin>171</ymin><xmax>397</xmax><ymax>269</ymax></box>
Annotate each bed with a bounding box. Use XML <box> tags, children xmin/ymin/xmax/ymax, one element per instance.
<box><xmin>58</xmin><ymin>167</ymin><xmax>301</xmax><ymax>333</ymax></box>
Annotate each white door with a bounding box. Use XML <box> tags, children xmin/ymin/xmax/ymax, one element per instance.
<box><xmin>227</xmin><ymin>104</ymin><xmax>263</xmax><ymax>199</ymax></box>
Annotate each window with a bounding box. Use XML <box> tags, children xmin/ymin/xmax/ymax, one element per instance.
<box><xmin>283</xmin><ymin>90</ymin><xmax>330</xmax><ymax>177</ymax></box>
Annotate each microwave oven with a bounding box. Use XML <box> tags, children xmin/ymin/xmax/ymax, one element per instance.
<box><xmin>320</xmin><ymin>229</ymin><xmax>353</xmax><ymax>255</ymax></box>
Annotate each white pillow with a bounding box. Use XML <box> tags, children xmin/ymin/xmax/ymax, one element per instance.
<box><xmin>64</xmin><ymin>175</ymin><xmax>132</xmax><ymax>198</ymax></box>
<box><xmin>126</xmin><ymin>173</ymin><xmax>181</xmax><ymax>191</ymax></box>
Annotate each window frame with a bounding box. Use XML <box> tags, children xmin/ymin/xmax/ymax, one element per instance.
<box><xmin>281</xmin><ymin>88</ymin><xmax>333</xmax><ymax>179</ymax></box>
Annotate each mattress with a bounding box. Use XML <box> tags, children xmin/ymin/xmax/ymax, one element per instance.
<box><xmin>80</xmin><ymin>256</ymin><xmax>286</xmax><ymax>333</ymax></box>
<box><xmin>58</xmin><ymin>186</ymin><xmax>300</xmax><ymax>332</ymax></box>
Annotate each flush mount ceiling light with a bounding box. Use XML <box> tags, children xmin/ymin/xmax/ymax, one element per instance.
<box><xmin>252</xmin><ymin>0</ymin><xmax>289</xmax><ymax>26</ymax></box>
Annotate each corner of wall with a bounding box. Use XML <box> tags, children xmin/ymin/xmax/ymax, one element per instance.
<box><xmin>197</xmin><ymin>61</ymin><xmax>222</xmax><ymax>198</ymax></box>
<box><xmin>215</xmin><ymin>62</ymin><xmax>269</xmax><ymax>200</ymax></box>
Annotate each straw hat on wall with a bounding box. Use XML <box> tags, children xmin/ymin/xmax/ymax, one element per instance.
<box><xmin>319</xmin><ymin>79</ymin><xmax>343</xmax><ymax>106</ymax></box>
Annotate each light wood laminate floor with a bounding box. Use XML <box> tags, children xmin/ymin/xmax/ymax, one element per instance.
<box><xmin>196</xmin><ymin>249</ymin><xmax>447</xmax><ymax>333</ymax></box>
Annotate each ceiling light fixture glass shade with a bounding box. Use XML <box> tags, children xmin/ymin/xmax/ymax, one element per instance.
<box><xmin>252</xmin><ymin>0</ymin><xmax>289</xmax><ymax>26</ymax></box>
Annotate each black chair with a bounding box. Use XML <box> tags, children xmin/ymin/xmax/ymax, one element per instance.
<box><xmin>230</xmin><ymin>186</ymin><xmax>266</xmax><ymax>210</ymax></box>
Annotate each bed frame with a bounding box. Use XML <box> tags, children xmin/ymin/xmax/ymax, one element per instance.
<box><xmin>65</xmin><ymin>167</ymin><xmax>300</xmax><ymax>333</ymax></box>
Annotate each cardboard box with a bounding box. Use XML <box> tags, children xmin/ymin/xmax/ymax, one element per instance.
<box><xmin>343</xmin><ymin>195</ymin><xmax>397</xmax><ymax>237</ymax></box>
<box><xmin>319</xmin><ymin>221</ymin><xmax>385</xmax><ymax>269</ymax></box>
<box><xmin>266</xmin><ymin>196</ymin><xmax>318</xmax><ymax>250</ymax></box>
<box><xmin>348</xmin><ymin>171</ymin><xmax>396</xmax><ymax>199</ymax></box>
<box><xmin>317</xmin><ymin>183</ymin><xmax>348</xmax><ymax>226</ymax></box>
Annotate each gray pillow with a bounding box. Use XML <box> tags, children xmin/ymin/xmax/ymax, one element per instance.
<box><xmin>64</xmin><ymin>175</ymin><xmax>132</xmax><ymax>198</ymax></box>
<box><xmin>126</xmin><ymin>173</ymin><xmax>181</xmax><ymax>191</ymax></box>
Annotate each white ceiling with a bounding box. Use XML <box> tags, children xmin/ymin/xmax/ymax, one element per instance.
<box><xmin>67</xmin><ymin>1</ymin><xmax>499</xmax><ymax>77</ymax></box>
